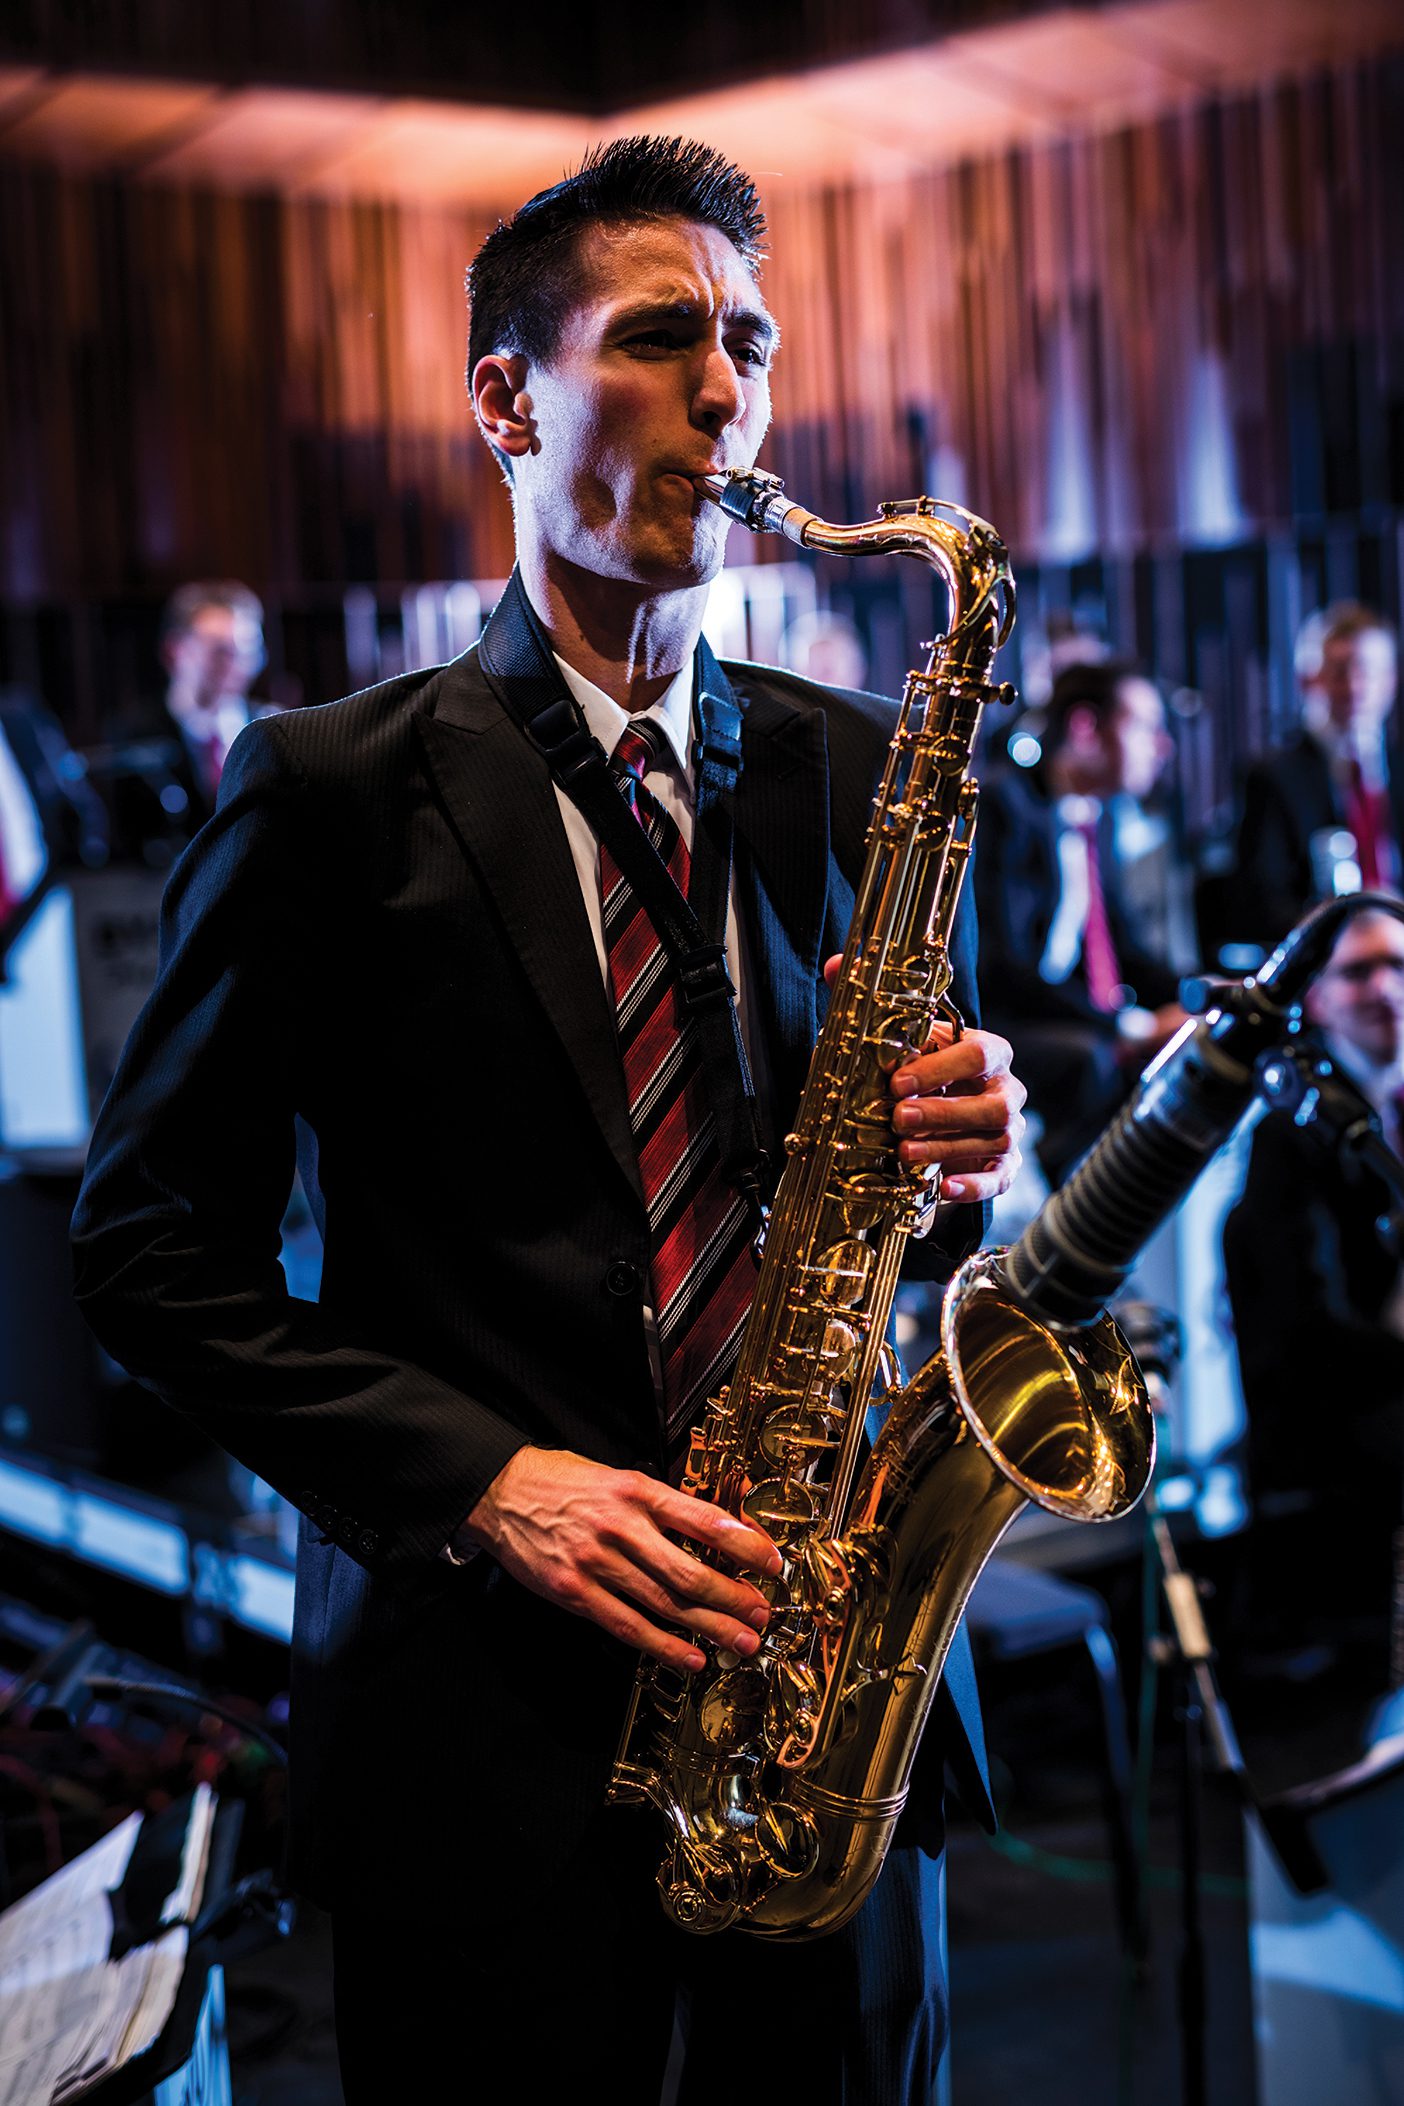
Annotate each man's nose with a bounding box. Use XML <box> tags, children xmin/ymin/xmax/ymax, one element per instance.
<box><xmin>692</xmin><ymin>342</ymin><xmax>746</xmax><ymax>432</ymax></box>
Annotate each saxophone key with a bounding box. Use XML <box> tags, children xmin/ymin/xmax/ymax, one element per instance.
<box><xmin>767</xmin><ymin>1671</ymin><xmax>823</xmax><ymax>1769</ymax></box>
<box><xmin>869</xmin><ymin>1013</ymin><xmax>928</xmax><ymax>1070</ymax></box>
<box><xmin>697</xmin><ymin>1666</ymin><xmax>766</xmax><ymax>1748</ymax></box>
<box><xmin>741</xmin><ymin>1476</ymin><xmax>818</xmax><ymax>1533</ymax></box>
<box><xmin>753</xmin><ymin>1800</ymin><xmax>820</xmax><ymax>1880</ymax></box>
<box><xmin>810</xmin><ymin>1237</ymin><xmax>874</xmax><ymax>1307</ymax></box>
<box><xmin>782</xmin><ymin>1313</ymin><xmax>863</xmax><ymax>1378</ymax></box>
<box><xmin>757</xmin><ymin>1406</ymin><xmax>842</xmax><ymax>1469</ymax></box>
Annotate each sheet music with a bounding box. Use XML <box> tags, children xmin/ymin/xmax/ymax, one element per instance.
<box><xmin>0</xmin><ymin>1788</ymin><xmax>214</xmax><ymax>2104</ymax></box>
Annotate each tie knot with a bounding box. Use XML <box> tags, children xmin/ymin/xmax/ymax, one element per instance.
<box><xmin>613</xmin><ymin>722</ymin><xmax>660</xmax><ymax>786</ymax></box>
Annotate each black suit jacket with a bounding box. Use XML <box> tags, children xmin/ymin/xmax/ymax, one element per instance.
<box><xmin>72</xmin><ymin>625</ymin><xmax>993</xmax><ymax>1912</ymax></box>
<box><xmin>95</xmin><ymin>693</ymin><xmax>254</xmax><ymax>863</ymax></box>
<box><xmin>973</xmin><ymin>764</ymin><xmax>1180</xmax><ymax>1037</ymax></box>
<box><xmin>1234</xmin><ymin>732</ymin><xmax>1404</xmax><ymax>950</ymax></box>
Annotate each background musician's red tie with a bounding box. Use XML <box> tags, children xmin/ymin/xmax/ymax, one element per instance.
<box><xmin>601</xmin><ymin>723</ymin><xmax>756</xmax><ymax>1466</ymax></box>
<box><xmin>1077</xmin><ymin>816</ymin><xmax>1124</xmax><ymax>1013</ymax></box>
<box><xmin>1345</xmin><ymin>757</ymin><xmax>1390</xmax><ymax>890</ymax></box>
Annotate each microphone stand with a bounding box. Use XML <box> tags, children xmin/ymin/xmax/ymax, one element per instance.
<box><xmin>1116</xmin><ymin>1306</ymin><xmax>1255</xmax><ymax>2106</ymax></box>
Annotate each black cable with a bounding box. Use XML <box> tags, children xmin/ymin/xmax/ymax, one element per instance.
<box><xmin>82</xmin><ymin>1678</ymin><xmax>288</xmax><ymax>1766</ymax></box>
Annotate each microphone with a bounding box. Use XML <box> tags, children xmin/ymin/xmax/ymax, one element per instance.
<box><xmin>1000</xmin><ymin>891</ymin><xmax>1404</xmax><ymax>1331</ymax></box>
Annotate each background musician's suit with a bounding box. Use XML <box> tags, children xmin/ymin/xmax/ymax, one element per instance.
<box><xmin>975</xmin><ymin>660</ymin><xmax>1185</xmax><ymax>1183</ymax></box>
<box><xmin>1234</xmin><ymin>604</ymin><xmax>1402</xmax><ymax>950</ymax></box>
<box><xmin>100</xmin><ymin>580</ymin><xmax>270</xmax><ymax>865</ymax></box>
<box><xmin>1224</xmin><ymin>905</ymin><xmax>1404</xmax><ymax>1665</ymax></box>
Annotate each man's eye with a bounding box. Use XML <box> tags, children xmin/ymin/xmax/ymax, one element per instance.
<box><xmin>626</xmin><ymin>330</ymin><xmax>680</xmax><ymax>352</ymax></box>
<box><xmin>731</xmin><ymin>342</ymin><xmax>771</xmax><ymax>370</ymax></box>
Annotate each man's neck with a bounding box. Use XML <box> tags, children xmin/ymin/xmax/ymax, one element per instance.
<box><xmin>519</xmin><ymin>548</ymin><xmax>709</xmax><ymax>714</ymax></box>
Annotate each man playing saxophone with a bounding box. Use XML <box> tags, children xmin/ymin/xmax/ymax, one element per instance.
<box><xmin>72</xmin><ymin>135</ymin><xmax>1026</xmax><ymax>2101</ymax></box>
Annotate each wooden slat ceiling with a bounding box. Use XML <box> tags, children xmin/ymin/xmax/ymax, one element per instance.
<box><xmin>1</xmin><ymin>0</ymin><xmax>1400</xmax><ymax>203</ymax></box>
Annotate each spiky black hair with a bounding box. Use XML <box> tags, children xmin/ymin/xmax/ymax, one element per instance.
<box><xmin>466</xmin><ymin>134</ymin><xmax>766</xmax><ymax>380</ymax></box>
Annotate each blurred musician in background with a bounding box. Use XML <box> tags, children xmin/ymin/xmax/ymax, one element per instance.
<box><xmin>102</xmin><ymin>580</ymin><xmax>268</xmax><ymax>864</ymax></box>
<box><xmin>974</xmin><ymin>658</ymin><xmax>1187</xmax><ymax>1184</ymax></box>
<box><xmin>777</xmin><ymin>607</ymin><xmax>868</xmax><ymax>690</ymax></box>
<box><xmin>1224</xmin><ymin>903</ymin><xmax>1404</xmax><ymax>1668</ymax></box>
<box><xmin>1234</xmin><ymin>604</ymin><xmax>1402</xmax><ymax>950</ymax></box>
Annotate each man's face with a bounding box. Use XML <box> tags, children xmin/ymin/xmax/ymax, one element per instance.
<box><xmin>1315</xmin><ymin>628</ymin><xmax>1396</xmax><ymax>740</ymax></box>
<box><xmin>1306</xmin><ymin>913</ymin><xmax>1404</xmax><ymax>1067</ymax></box>
<box><xmin>511</xmin><ymin>217</ymin><xmax>775</xmax><ymax>591</ymax></box>
<box><xmin>165</xmin><ymin>605</ymin><xmax>263</xmax><ymax>710</ymax></box>
<box><xmin>1106</xmin><ymin>677</ymin><xmax>1172</xmax><ymax>802</ymax></box>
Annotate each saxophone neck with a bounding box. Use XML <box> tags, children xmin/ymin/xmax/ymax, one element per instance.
<box><xmin>698</xmin><ymin>469</ymin><xmax>1016</xmax><ymax>653</ymax></box>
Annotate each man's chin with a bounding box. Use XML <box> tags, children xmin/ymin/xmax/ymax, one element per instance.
<box><xmin>630</xmin><ymin>526</ymin><xmax>728</xmax><ymax>592</ymax></box>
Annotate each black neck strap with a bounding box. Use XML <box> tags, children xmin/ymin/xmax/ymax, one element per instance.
<box><xmin>477</xmin><ymin>569</ymin><xmax>765</xmax><ymax>1208</ymax></box>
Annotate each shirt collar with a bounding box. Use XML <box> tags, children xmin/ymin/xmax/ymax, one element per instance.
<box><xmin>1304</xmin><ymin>699</ymin><xmax>1389</xmax><ymax>777</ymax></box>
<box><xmin>551</xmin><ymin>650</ymin><xmax>695</xmax><ymax>785</ymax></box>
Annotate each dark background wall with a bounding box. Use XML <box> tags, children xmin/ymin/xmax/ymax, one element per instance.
<box><xmin>1</xmin><ymin>40</ymin><xmax>1402</xmax><ymax>838</ymax></box>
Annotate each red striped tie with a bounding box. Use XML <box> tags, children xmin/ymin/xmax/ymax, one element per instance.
<box><xmin>601</xmin><ymin>724</ymin><xmax>756</xmax><ymax>1466</ymax></box>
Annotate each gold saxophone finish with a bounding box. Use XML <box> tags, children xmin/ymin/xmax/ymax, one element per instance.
<box><xmin>608</xmin><ymin>470</ymin><xmax>1155</xmax><ymax>1940</ymax></box>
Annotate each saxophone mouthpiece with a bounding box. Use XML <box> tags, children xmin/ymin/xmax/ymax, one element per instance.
<box><xmin>699</xmin><ymin>468</ymin><xmax>814</xmax><ymax>544</ymax></box>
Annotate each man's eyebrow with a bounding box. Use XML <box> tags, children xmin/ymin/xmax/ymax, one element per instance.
<box><xmin>610</xmin><ymin>298</ymin><xmax>779</xmax><ymax>349</ymax></box>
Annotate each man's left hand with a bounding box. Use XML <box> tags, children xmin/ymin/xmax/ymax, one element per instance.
<box><xmin>824</xmin><ymin>958</ymin><xmax>1027</xmax><ymax>1205</ymax></box>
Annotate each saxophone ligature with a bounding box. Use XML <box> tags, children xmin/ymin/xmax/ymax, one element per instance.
<box><xmin>607</xmin><ymin>468</ymin><xmax>1156</xmax><ymax>1940</ymax></box>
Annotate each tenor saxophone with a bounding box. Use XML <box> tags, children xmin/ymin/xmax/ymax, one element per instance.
<box><xmin>608</xmin><ymin>469</ymin><xmax>1155</xmax><ymax>1939</ymax></box>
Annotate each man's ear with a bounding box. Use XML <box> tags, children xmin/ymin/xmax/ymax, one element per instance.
<box><xmin>471</xmin><ymin>354</ymin><xmax>535</xmax><ymax>463</ymax></box>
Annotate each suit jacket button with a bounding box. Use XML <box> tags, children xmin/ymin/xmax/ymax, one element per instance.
<box><xmin>605</xmin><ymin>1260</ymin><xmax>642</xmax><ymax>1297</ymax></box>
<box><xmin>358</xmin><ymin>1530</ymin><xmax>379</xmax><ymax>1557</ymax></box>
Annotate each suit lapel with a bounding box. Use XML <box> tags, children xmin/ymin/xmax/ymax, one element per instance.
<box><xmin>413</xmin><ymin>651</ymin><xmax>642</xmax><ymax>1205</ymax></box>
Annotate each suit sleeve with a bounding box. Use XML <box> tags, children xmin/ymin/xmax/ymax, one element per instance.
<box><xmin>71</xmin><ymin>719</ymin><xmax>529</xmax><ymax>1584</ymax></box>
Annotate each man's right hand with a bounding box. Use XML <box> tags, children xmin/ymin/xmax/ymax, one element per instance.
<box><xmin>460</xmin><ymin>1446</ymin><xmax>780</xmax><ymax>1672</ymax></box>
